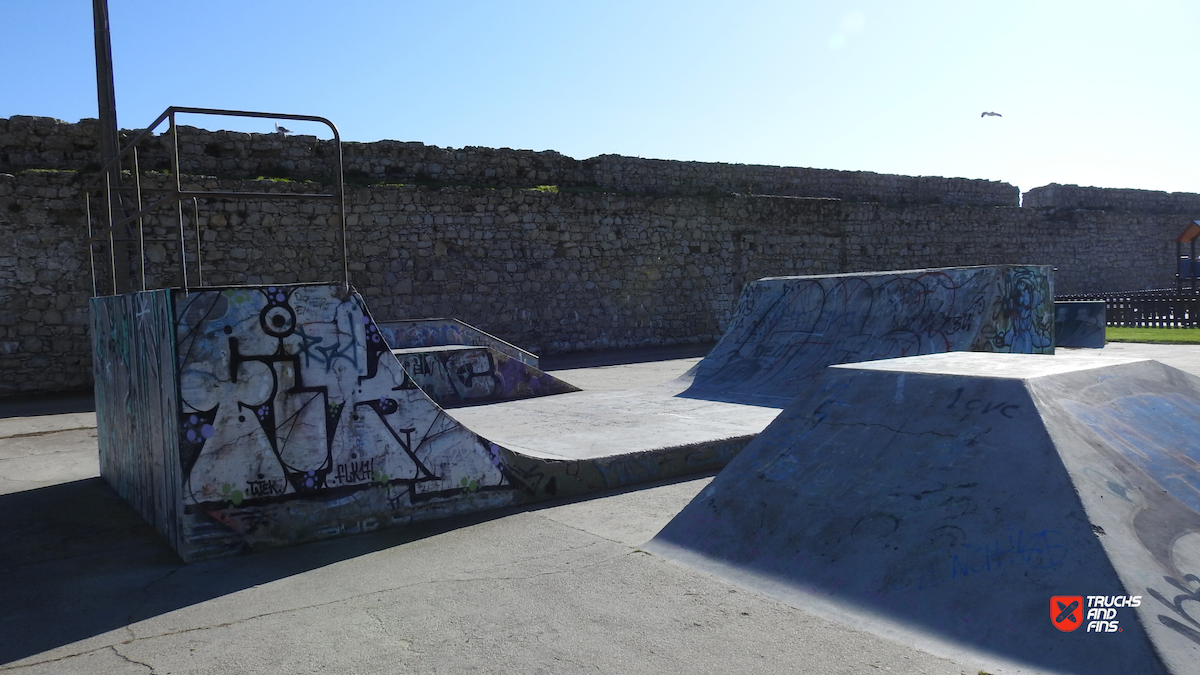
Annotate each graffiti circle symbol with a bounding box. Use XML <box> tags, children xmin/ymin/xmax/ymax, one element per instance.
<box><xmin>260</xmin><ymin>304</ymin><xmax>297</xmax><ymax>337</ymax></box>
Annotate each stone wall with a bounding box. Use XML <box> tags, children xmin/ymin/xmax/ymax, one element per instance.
<box><xmin>1024</xmin><ymin>183</ymin><xmax>1200</xmax><ymax>215</ymax></box>
<box><xmin>1</xmin><ymin>116</ymin><xmax>1016</xmax><ymax>206</ymax></box>
<box><xmin>4</xmin><ymin>114</ymin><xmax>1200</xmax><ymax>397</ymax></box>
<box><xmin>1</xmin><ymin>166</ymin><xmax>1191</xmax><ymax>397</ymax></box>
<box><xmin>0</xmin><ymin>171</ymin><xmax>93</xmax><ymax>394</ymax></box>
<box><xmin>587</xmin><ymin>155</ymin><xmax>1019</xmax><ymax>205</ymax></box>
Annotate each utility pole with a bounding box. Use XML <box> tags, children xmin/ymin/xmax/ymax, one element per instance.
<box><xmin>93</xmin><ymin>0</ymin><xmax>119</xmax><ymax>168</ymax></box>
<box><xmin>92</xmin><ymin>0</ymin><xmax>131</xmax><ymax>293</ymax></box>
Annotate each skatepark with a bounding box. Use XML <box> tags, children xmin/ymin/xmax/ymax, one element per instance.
<box><xmin>86</xmin><ymin>264</ymin><xmax>1053</xmax><ymax>562</ymax></box>
<box><xmin>2</xmin><ymin>340</ymin><xmax>1199</xmax><ymax>674</ymax></box>
<box><xmin>4</xmin><ymin>106</ymin><xmax>1199</xmax><ymax>673</ymax></box>
<box><xmin>5</xmin><ymin>250</ymin><xmax>1200</xmax><ymax>674</ymax></box>
<box><xmin>8</xmin><ymin>0</ymin><xmax>1200</xmax><ymax>666</ymax></box>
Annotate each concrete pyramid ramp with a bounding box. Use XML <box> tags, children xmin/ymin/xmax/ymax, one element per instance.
<box><xmin>647</xmin><ymin>352</ymin><xmax>1200</xmax><ymax>674</ymax></box>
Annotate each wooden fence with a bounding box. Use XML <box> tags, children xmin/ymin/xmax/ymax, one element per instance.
<box><xmin>1056</xmin><ymin>289</ymin><xmax>1200</xmax><ymax>328</ymax></box>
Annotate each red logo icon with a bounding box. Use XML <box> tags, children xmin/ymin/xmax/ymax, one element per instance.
<box><xmin>1051</xmin><ymin>596</ymin><xmax>1084</xmax><ymax>632</ymax></box>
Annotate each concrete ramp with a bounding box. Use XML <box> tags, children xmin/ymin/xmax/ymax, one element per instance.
<box><xmin>1055</xmin><ymin>300</ymin><xmax>1107</xmax><ymax>348</ymax></box>
<box><xmin>684</xmin><ymin>265</ymin><xmax>1054</xmax><ymax>405</ymax></box>
<box><xmin>647</xmin><ymin>352</ymin><xmax>1200</xmax><ymax>674</ymax></box>
<box><xmin>96</xmin><ymin>284</ymin><xmax>542</xmax><ymax>561</ymax></box>
<box><xmin>93</xmin><ymin>283</ymin><xmax>775</xmax><ymax>562</ymax></box>
<box><xmin>390</xmin><ymin>345</ymin><xmax>580</xmax><ymax>408</ymax></box>
<box><xmin>377</xmin><ymin>317</ymin><xmax>580</xmax><ymax>407</ymax></box>
<box><xmin>377</xmin><ymin>317</ymin><xmax>539</xmax><ymax>367</ymax></box>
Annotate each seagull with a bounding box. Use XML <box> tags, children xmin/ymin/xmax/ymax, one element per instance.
<box><xmin>981</xmin><ymin>111</ymin><xmax>1002</xmax><ymax>117</ymax></box>
<box><xmin>275</xmin><ymin>123</ymin><xmax>292</xmax><ymax>134</ymax></box>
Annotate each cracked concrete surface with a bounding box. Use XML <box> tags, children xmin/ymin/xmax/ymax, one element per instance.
<box><xmin>0</xmin><ymin>354</ymin><xmax>986</xmax><ymax>675</ymax></box>
<box><xmin>0</xmin><ymin>479</ymin><xmax>979</xmax><ymax>675</ymax></box>
<box><xmin>0</xmin><ymin>430</ymin><xmax>99</xmax><ymax>495</ymax></box>
<box><xmin>0</xmin><ymin>412</ymin><xmax>96</xmax><ymax>439</ymax></box>
<box><xmin>0</xmin><ymin>412</ymin><xmax>99</xmax><ymax>495</ymax></box>
<box><xmin>19</xmin><ymin>344</ymin><xmax>1197</xmax><ymax>674</ymax></box>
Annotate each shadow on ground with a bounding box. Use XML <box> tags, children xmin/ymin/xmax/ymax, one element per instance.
<box><xmin>0</xmin><ymin>477</ymin><xmax>506</xmax><ymax>664</ymax></box>
<box><xmin>0</xmin><ymin>389</ymin><xmax>95</xmax><ymax>419</ymax></box>
<box><xmin>0</xmin><ymin>470</ymin><xmax>713</xmax><ymax>665</ymax></box>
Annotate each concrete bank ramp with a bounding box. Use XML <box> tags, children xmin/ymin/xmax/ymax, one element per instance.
<box><xmin>94</xmin><ymin>282</ymin><xmax>778</xmax><ymax>562</ymax></box>
<box><xmin>377</xmin><ymin>317</ymin><xmax>581</xmax><ymax>407</ymax></box>
<box><xmin>683</xmin><ymin>265</ymin><xmax>1054</xmax><ymax>406</ymax></box>
<box><xmin>1054</xmin><ymin>301</ymin><xmax>1107</xmax><ymax>348</ymax></box>
<box><xmin>647</xmin><ymin>352</ymin><xmax>1200</xmax><ymax>674</ymax></box>
<box><xmin>389</xmin><ymin>344</ymin><xmax>580</xmax><ymax>408</ymax></box>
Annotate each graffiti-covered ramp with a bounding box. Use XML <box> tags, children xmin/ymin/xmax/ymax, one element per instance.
<box><xmin>97</xmin><ymin>283</ymin><xmax>556</xmax><ymax>562</ymax></box>
<box><xmin>681</xmin><ymin>265</ymin><xmax>1054</xmax><ymax>406</ymax></box>
<box><xmin>376</xmin><ymin>318</ymin><xmax>580</xmax><ymax>408</ymax></box>
<box><xmin>647</xmin><ymin>352</ymin><xmax>1200</xmax><ymax>675</ymax></box>
<box><xmin>94</xmin><ymin>282</ymin><xmax>781</xmax><ymax>562</ymax></box>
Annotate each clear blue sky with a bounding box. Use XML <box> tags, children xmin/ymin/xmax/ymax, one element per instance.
<box><xmin>4</xmin><ymin>1</ymin><xmax>1199</xmax><ymax>196</ymax></box>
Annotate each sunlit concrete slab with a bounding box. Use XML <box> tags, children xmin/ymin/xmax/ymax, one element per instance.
<box><xmin>447</xmin><ymin>377</ymin><xmax>782</xmax><ymax>461</ymax></box>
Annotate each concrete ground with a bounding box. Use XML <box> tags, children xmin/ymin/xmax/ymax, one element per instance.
<box><xmin>2</xmin><ymin>342</ymin><xmax>1198</xmax><ymax>674</ymax></box>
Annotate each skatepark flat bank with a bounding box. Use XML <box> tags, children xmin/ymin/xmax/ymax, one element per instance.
<box><xmin>648</xmin><ymin>351</ymin><xmax>1200</xmax><ymax>674</ymax></box>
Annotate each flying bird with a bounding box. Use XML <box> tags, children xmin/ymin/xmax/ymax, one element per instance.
<box><xmin>275</xmin><ymin>123</ymin><xmax>292</xmax><ymax>134</ymax></box>
<box><xmin>981</xmin><ymin>111</ymin><xmax>1002</xmax><ymax>118</ymax></box>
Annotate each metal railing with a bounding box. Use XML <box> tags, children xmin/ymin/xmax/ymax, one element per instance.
<box><xmin>83</xmin><ymin>106</ymin><xmax>348</xmax><ymax>297</ymax></box>
<box><xmin>1057</xmin><ymin>289</ymin><xmax>1200</xmax><ymax>328</ymax></box>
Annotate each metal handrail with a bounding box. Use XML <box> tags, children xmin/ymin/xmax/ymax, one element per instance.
<box><xmin>84</xmin><ymin>106</ymin><xmax>349</xmax><ymax>295</ymax></box>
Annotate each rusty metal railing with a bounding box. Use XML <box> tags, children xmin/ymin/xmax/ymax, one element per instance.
<box><xmin>83</xmin><ymin>106</ymin><xmax>348</xmax><ymax>296</ymax></box>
